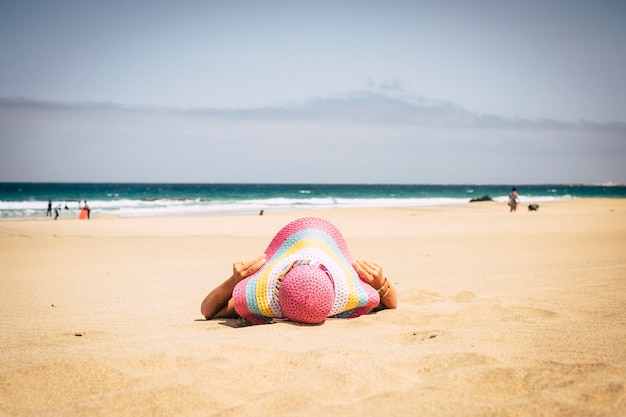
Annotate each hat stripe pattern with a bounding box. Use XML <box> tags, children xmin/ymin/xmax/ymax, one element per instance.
<box><xmin>273</xmin><ymin>260</ymin><xmax>332</xmax><ymax>299</ymax></box>
<box><xmin>245</xmin><ymin>234</ymin><xmax>358</xmax><ymax>318</ymax></box>
<box><xmin>233</xmin><ymin>217</ymin><xmax>380</xmax><ymax>324</ymax></box>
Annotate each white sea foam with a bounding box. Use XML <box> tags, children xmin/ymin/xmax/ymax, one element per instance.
<box><xmin>0</xmin><ymin>194</ymin><xmax>577</xmax><ymax>219</ymax></box>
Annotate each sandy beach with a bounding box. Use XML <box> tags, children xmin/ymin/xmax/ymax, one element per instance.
<box><xmin>1</xmin><ymin>199</ymin><xmax>625</xmax><ymax>416</ymax></box>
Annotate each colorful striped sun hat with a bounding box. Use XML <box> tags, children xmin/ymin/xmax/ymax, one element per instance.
<box><xmin>232</xmin><ymin>217</ymin><xmax>380</xmax><ymax>324</ymax></box>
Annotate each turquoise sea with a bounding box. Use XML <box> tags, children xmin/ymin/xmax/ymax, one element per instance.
<box><xmin>1</xmin><ymin>183</ymin><xmax>625</xmax><ymax>219</ymax></box>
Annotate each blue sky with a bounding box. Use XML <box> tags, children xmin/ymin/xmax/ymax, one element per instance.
<box><xmin>1</xmin><ymin>0</ymin><xmax>625</xmax><ymax>184</ymax></box>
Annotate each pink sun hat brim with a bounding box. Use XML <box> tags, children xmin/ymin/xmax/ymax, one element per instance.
<box><xmin>233</xmin><ymin>217</ymin><xmax>380</xmax><ymax>324</ymax></box>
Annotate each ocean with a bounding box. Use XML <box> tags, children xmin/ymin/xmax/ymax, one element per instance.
<box><xmin>1</xmin><ymin>183</ymin><xmax>625</xmax><ymax>219</ymax></box>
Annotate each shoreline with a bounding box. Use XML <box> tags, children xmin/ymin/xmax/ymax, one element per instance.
<box><xmin>3</xmin><ymin>183</ymin><xmax>625</xmax><ymax>220</ymax></box>
<box><xmin>2</xmin><ymin>196</ymin><xmax>625</xmax><ymax>223</ymax></box>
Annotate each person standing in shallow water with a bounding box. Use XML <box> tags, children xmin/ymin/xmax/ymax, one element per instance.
<box><xmin>47</xmin><ymin>199</ymin><xmax>52</xmax><ymax>217</ymax></box>
<box><xmin>81</xmin><ymin>200</ymin><xmax>91</xmax><ymax>219</ymax></box>
<box><xmin>508</xmin><ymin>188</ymin><xmax>519</xmax><ymax>212</ymax></box>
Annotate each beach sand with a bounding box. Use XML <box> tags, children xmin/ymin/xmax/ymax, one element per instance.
<box><xmin>1</xmin><ymin>199</ymin><xmax>625</xmax><ymax>416</ymax></box>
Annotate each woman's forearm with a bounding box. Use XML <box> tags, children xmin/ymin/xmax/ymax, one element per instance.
<box><xmin>379</xmin><ymin>280</ymin><xmax>398</xmax><ymax>309</ymax></box>
<box><xmin>200</xmin><ymin>275</ymin><xmax>239</xmax><ymax>319</ymax></box>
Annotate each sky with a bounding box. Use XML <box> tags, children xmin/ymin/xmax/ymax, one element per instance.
<box><xmin>1</xmin><ymin>0</ymin><xmax>625</xmax><ymax>184</ymax></box>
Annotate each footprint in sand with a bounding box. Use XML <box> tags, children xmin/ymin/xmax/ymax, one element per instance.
<box><xmin>388</xmin><ymin>330</ymin><xmax>445</xmax><ymax>345</ymax></box>
<box><xmin>403</xmin><ymin>290</ymin><xmax>446</xmax><ymax>305</ymax></box>
<box><xmin>452</xmin><ymin>291</ymin><xmax>476</xmax><ymax>303</ymax></box>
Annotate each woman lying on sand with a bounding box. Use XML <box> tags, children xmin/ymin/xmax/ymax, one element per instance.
<box><xmin>201</xmin><ymin>217</ymin><xmax>397</xmax><ymax>324</ymax></box>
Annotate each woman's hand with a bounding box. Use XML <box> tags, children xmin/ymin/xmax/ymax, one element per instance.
<box><xmin>353</xmin><ymin>260</ymin><xmax>397</xmax><ymax>310</ymax></box>
<box><xmin>232</xmin><ymin>254</ymin><xmax>267</xmax><ymax>282</ymax></box>
<box><xmin>201</xmin><ymin>254</ymin><xmax>267</xmax><ymax>320</ymax></box>
<box><xmin>353</xmin><ymin>260</ymin><xmax>385</xmax><ymax>290</ymax></box>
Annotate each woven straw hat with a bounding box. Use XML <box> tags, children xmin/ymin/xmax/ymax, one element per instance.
<box><xmin>232</xmin><ymin>217</ymin><xmax>380</xmax><ymax>324</ymax></box>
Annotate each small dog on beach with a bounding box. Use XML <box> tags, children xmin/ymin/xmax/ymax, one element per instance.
<box><xmin>528</xmin><ymin>204</ymin><xmax>539</xmax><ymax>211</ymax></box>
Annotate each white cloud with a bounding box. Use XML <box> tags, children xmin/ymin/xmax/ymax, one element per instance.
<box><xmin>2</xmin><ymin>94</ymin><xmax>625</xmax><ymax>133</ymax></box>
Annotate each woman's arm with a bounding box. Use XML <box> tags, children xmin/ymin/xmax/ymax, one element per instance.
<box><xmin>200</xmin><ymin>255</ymin><xmax>266</xmax><ymax>319</ymax></box>
<box><xmin>353</xmin><ymin>260</ymin><xmax>398</xmax><ymax>310</ymax></box>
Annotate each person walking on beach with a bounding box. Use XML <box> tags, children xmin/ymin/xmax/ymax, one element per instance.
<box><xmin>508</xmin><ymin>188</ymin><xmax>519</xmax><ymax>212</ymax></box>
<box><xmin>201</xmin><ymin>217</ymin><xmax>397</xmax><ymax>324</ymax></box>
<box><xmin>54</xmin><ymin>204</ymin><xmax>61</xmax><ymax>220</ymax></box>
<box><xmin>47</xmin><ymin>199</ymin><xmax>52</xmax><ymax>217</ymax></box>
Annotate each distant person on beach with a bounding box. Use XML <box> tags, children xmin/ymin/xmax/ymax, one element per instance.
<box><xmin>54</xmin><ymin>204</ymin><xmax>61</xmax><ymax>220</ymax></box>
<box><xmin>201</xmin><ymin>217</ymin><xmax>397</xmax><ymax>324</ymax></box>
<box><xmin>47</xmin><ymin>199</ymin><xmax>52</xmax><ymax>217</ymax></box>
<box><xmin>508</xmin><ymin>188</ymin><xmax>519</xmax><ymax>212</ymax></box>
<box><xmin>78</xmin><ymin>200</ymin><xmax>91</xmax><ymax>220</ymax></box>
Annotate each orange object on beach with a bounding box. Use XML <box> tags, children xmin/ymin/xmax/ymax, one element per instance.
<box><xmin>78</xmin><ymin>208</ymin><xmax>88</xmax><ymax>220</ymax></box>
